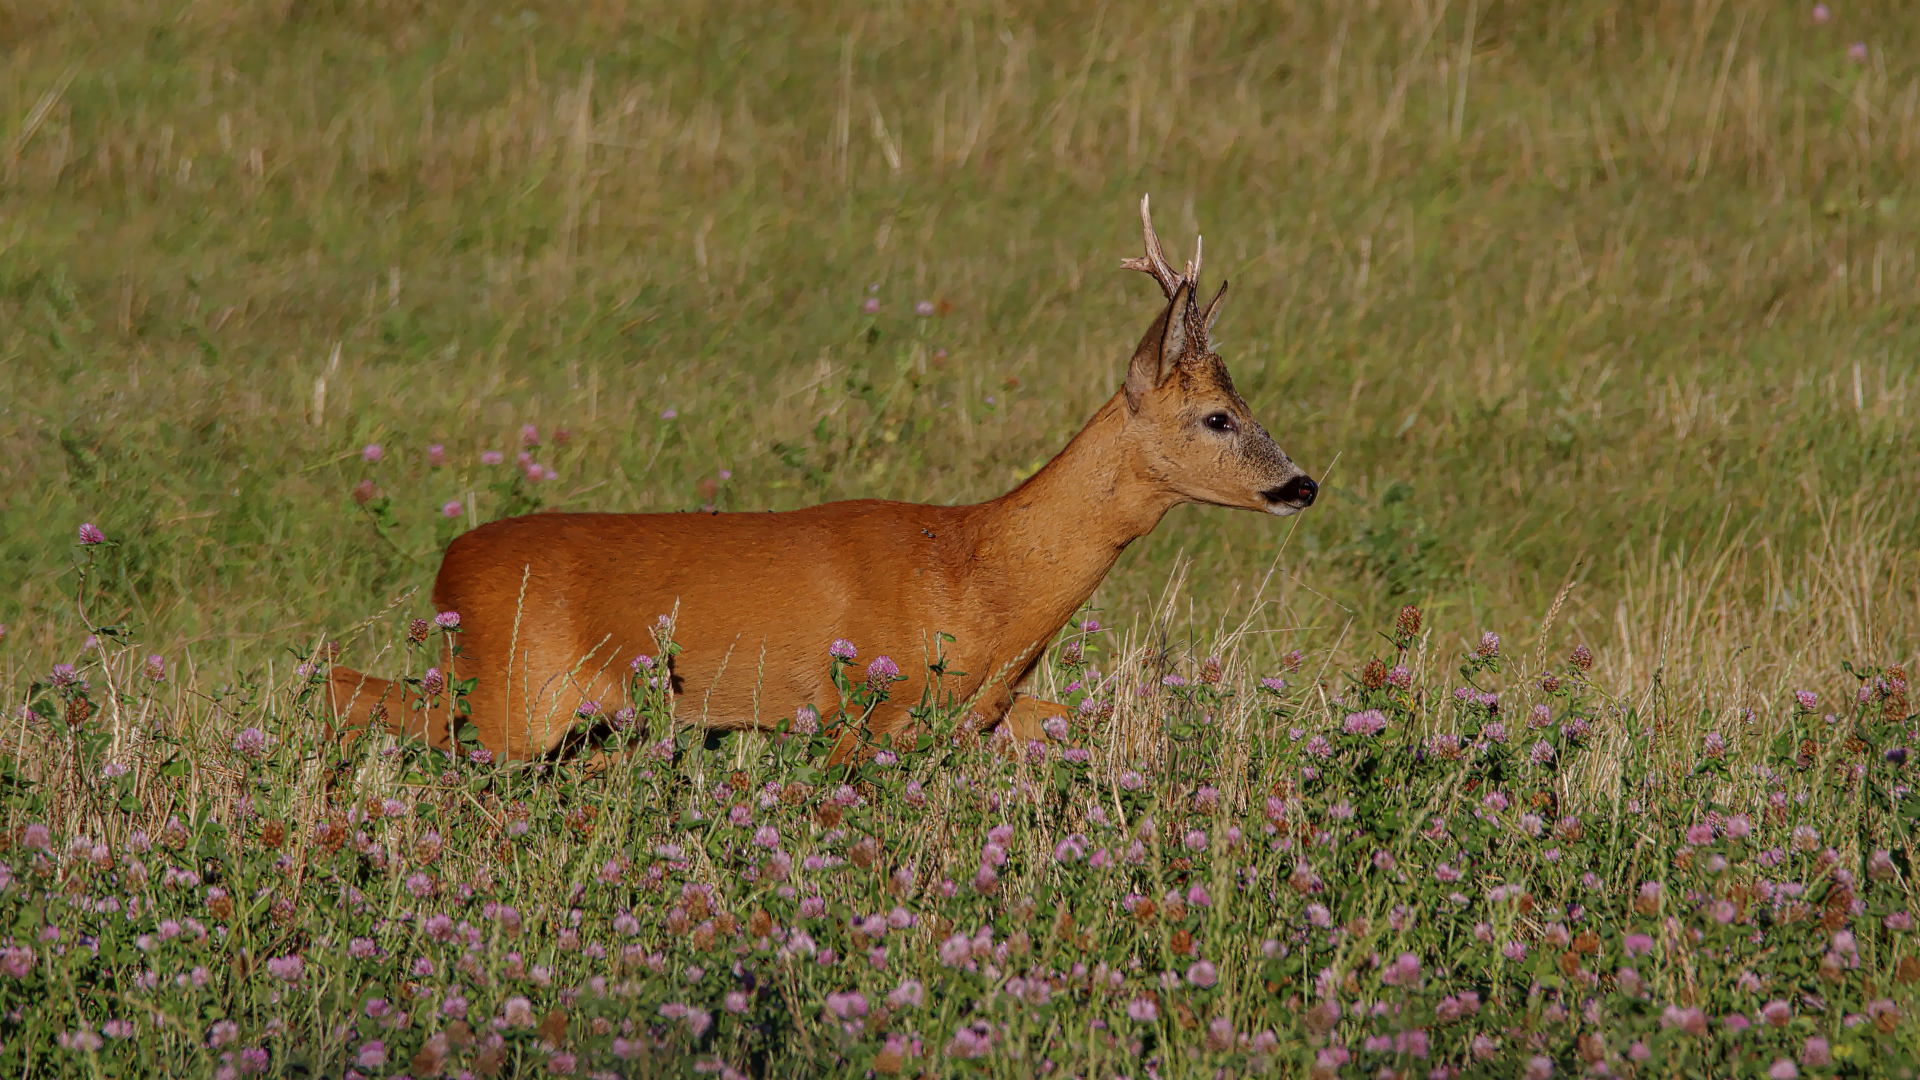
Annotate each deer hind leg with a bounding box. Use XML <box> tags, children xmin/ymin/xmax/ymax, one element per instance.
<box><xmin>1000</xmin><ymin>693</ymin><xmax>1073</xmax><ymax>745</ymax></box>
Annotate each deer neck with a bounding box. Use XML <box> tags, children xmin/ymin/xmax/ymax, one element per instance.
<box><xmin>964</xmin><ymin>392</ymin><xmax>1177</xmax><ymax>654</ymax></box>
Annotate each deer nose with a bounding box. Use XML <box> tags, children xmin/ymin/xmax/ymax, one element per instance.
<box><xmin>1265</xmin><ymin>475</ymin><xmax>1317</xmax><ymax>507</ymax></box>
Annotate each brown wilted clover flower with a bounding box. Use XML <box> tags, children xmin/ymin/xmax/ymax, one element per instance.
<box><xmin>315</xmin><ymin>817</ymin><xmax>349</xmax><ymax>853</ymax></box>
<box><xmin>1569</xmin><ymin>644</ymin><xmax>1594</xmax><ymax>671</ymax></box>
<box><xmin>1539</xmin><ymin>673</ymin><xmax>1561</xmax><ymax>694</ymax></box>
<box><xmin>412</xmin><ymin>1032</ymin><xmax>450</xmax><ymax>1078</ymax></box>
<box><xmin>65</xmin><ymin>697</ymin><xmax>93</xmax><ymax>727</ymax></box>
<box><xmin>564</xmin><ymin>805</ymin><xmax>596</xmax><ymax>839</ymax></box>
<box><xmin>1361</xmin><ymin>659</ymin><xmax>1388</xmax><ymax>690</ymax></box>
<box><xmin>748</xmin><ymin>909</ymin><xmax>772</xmax><ymax>937</ymax></box>
<box><xmin>849</xmin><ymin>836</ymin><xmax>880</xmax><ymax>870</ymax></box>
<box><xmin>260</xmin><ymin>820</ymin><xmax>286</xmax><ymax>850</ymax></box>
<box><xmin>407</xmin><ymin>619</ymin><xmax>432</xmax><ymax>646</ymax></box>
<box><xmin>1396</xmin><ymin>605</ymin><xmax>1422</xmax><ymax>639</ymax></box>
<box><xmin>1200</xmin><ymin>656</ymin><xmax>1223</xmax><ymax>684</ymax></box>
<box><xmin>1288</xmin><ymin>864</ymin><xmax>1318</xmax><ymax>895</ymax></box>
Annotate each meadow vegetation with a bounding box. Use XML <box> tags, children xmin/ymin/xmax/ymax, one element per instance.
<box><xmin>1</xmin><ymin>0</ymin><xmax>1918</xmax><ymax>1075</ymax></box>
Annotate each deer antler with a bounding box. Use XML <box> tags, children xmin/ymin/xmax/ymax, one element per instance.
<box><xmin>1123</xmin><ymin>194</ymin><xmax>1225</xmax><ymax>355</ymax></box>
<box><xmin>1119</xmin><ymin>194</ymin><xmax>1190</xmax><ymax>300</ymax></box>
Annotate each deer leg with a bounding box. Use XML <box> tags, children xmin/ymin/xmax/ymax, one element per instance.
<box><xmin>824</xmin><ymin>701</ymin><xmax>921</xmax><ymax>767</ymax></box>
<box><xmin>326</xmin><ymin>667</ymin><xmax>459</xmax><ymax>751</ymax></box>
<box><xmin>1000</xmin><ymin>693</ymin><xmax>1072</xmax><ymax>744</ymax></box>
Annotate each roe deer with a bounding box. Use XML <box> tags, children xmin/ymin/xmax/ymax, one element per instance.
<box><xmin>328</xmin><ymin>196</ymin><xmax>1318</xmax><ymax>761</ymax></box>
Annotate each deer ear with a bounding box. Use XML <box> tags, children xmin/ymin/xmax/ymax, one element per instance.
<box><xmin>1201</xmin><ymin>279</ymin><xmax>1227</xmax><ymax>336</ymax></box>
<box><xmin>1126</xmin><ymin>282</ymin><xmax>1191</xmax><ymax>410</ymax></box>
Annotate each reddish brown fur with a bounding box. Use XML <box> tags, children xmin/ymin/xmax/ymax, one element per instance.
<box><xmin>328</xmin><ymin>199</ymin><xmax>1316</xmax><ymax>760</ymax></box>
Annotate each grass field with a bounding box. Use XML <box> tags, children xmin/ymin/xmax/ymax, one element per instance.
<box><xmin>2</xmin><ymin>1</ymin><xmax>1919</xmax><ymax>1075</ymax></box>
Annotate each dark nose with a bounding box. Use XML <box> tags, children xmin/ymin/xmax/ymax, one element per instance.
<box><xmin>1265</xmin><ymin>475</ymin><xmax>1317</xmax><ymax>507</ymax></box>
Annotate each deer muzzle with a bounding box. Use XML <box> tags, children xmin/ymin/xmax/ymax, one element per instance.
<box><xmin>1262</xmin><ymin>474</ymin><xmax>1318</xmax><ymax>512</ymax></box>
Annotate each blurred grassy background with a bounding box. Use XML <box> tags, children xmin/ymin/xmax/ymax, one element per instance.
<box><xmin>1</xmin><ymin>0</ymin><xmax>1915</xmax><ymax>708</ymax></box>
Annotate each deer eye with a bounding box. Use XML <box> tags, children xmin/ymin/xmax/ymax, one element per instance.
<box><xmin>1203</xmin><ymin>412</ymin><xmax>1236</xmax><ymax>433</ymax></box>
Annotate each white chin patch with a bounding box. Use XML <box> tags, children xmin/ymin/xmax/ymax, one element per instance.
<box><xmin>1266</xmin><ymin>503</ymin><xmax>1305</xmax><ymax>517</ymax></box>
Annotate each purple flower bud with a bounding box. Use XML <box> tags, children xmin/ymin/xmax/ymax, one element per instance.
<box><xmin>865</xmin><ymin>655</ymin><xmax>901</xmax><ymax>688</ymax></box>
<box><xmin>1343</xmin><ymin>710</ymin><xmax>1387</xmax><ymax>736</ymax></box>
<box><xmin>1053</xmin><ymin>834</ymin><xmax>1087</xmax><ymax>863</ymax></box>
<box><xmin>232</xmin><ymin>727</ymin><xmax>273</xmax><ymax>760</ymax></box>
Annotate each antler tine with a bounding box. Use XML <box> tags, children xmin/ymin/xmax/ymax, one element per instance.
<box><xmin>1119</xmin><ymin>194</ymin><xmax>1185</xmax><ymax>299</ymax></box>
<box><xmin>1187</xmin><ymin>234</ymin><xmax>1202</xmax><ymax>286</ymax></box>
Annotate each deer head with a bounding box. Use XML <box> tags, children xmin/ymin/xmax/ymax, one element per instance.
<box><xmin>1117</xmin><ymin>196</ymin><xmax>1318</xmax><ymax>516</ymax></box>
